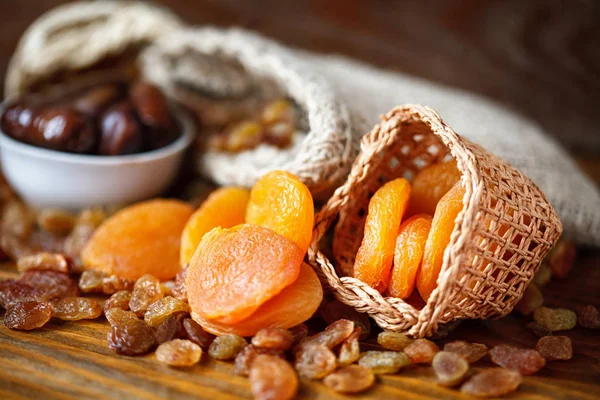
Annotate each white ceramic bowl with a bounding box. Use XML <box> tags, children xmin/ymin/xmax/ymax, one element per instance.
<box><xmin>0</xmin><ymin>105</ymin><xmax>195</xmax><ymax>209</ymax></box>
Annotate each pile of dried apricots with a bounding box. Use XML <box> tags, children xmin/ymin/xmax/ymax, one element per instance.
<box><xmin>347</xmin><ymin>159</ymin><xmax>463</xmax><ymax>302</ymax></box>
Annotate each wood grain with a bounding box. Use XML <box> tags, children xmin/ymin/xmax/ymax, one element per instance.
<box><xmin>1</xmin><ymin>251</ymin><xmax>599</xmax><ymax>400</ymax></box>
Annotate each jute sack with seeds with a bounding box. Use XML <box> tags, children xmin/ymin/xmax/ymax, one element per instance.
<box><xmin>308</xmin><ymin>104</ymin><xmax>562</xmax><ymax>338</ymax></box>
<box><xmin>139</xmin><ymin>28</ymin><xmax>361</xmax><ymax>199</ymax></box>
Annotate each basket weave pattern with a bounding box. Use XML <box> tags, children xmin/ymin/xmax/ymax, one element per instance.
<box><xmin>308</xmin><ymin>105</ymin><xmax>562</xmax><ymax>337</ymax></box>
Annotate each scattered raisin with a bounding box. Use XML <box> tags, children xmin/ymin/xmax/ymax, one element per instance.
<box><xmin>298</xmin><ymin>319</ymin><xmax>354</xmax><ymax>351</ymax></box>
<box><xmin>514</xmin><ymin>284</ymin><xmax>543</xmax><ymax>316</ymax></box>
<box><xmin>489</xmin><ymin>344</ymin><xmax>545</xmax><ymax>375</ymax></box>
<box><xmin>107</xmin><ymin>316</ymin><xmax>155</xmax><ymax>356</ymax></box>
<box><xmin>20</xmin><ymin>270</ymin><xmax>79</xmax><ymax>300</ymax></box>
<box><xmin>320</xmin><ymin>301</ymin><xmax>371</xmax><ymax>340</ymax></box>
<box><xmin>403</xmin><ymin>338</ymin><xmax>440</xmax><ymax>365</ymax></box>
<box><xmin>78</xmin><ymin>270</ymin><xmax>104</xmax><ymax>293</ymax></box>
<box><xmin>338</xmin><ymin>328</ymin><xmax>361</xmax><ymax>366</ymax></box>
<box><xmin>171</xmin><ymin>266</ymin><xmax>187</xmax><ymax>301</ymax></box>
<box><xmin>16</xmin><ymin>253</ymin><xmax>70</xmax><ymax>274</ymax></box>
<box><xmin>250</xmin><ymin>354</ymin><xmax>298</xmax><ymax>400</ymax></box>
<box><xmin>144</xmin><ymin>296</ymin><xmax>189</xmax><ymax>328</ymax></box>
<box><xmin>323</xmin><ymin>365</ymin><xmax>375</xmax><ymax>394</ymax></box>
<box><xmin>155</xmin><ymin>312</ymin><xmax>187</xmax><ymax>344</ymax></box>
<box><xmin>129</xmin><ymin>274</ymin><xmax>163</xmax><ymax>316</ymax></box>
<box><xmin>548</xmin><ymin>240</ymin><xmax>576</xmax><ymax>279</ymax></box>
<box><xmin>37</xmin><ymin>209</ymin><xmax>76</xmax><ymax>236</ymax></box>
<box><xmin>533</xmin><ymin>307</ymin><xmax>577</xmax><ymax>332</ymax></box>
<box><xmin>102</xmin><ymin>274</ymin><xmax>134</xmax><ymax>294</ymax></box>
<box><xmin>105</xmin><ymin>308</ymin><xmax>139</xmax><ymax>327</ymax></box>
<box><xmin>443</xmin><ymin>341</ymin><xmax>488</xmax><ymax>363</ymax></box>
<box><xmin>461</xmin><ymin>368</ymin><xmax>522</xmax><ymax>398</ymax></box>
<box><xmin>103</xmin><ymin>290</ymin><xmax>132</xmax><ymax>313</ymax></box>
<box><xmin>358</xmin><ymin>351</ymin><xmax>411</xmax><ymax>374</ymax></box>
<box><xmin>377</xmin><ymin>331</ymin><xmax>414</xmax><ymax>351</ymax></box>
<box><xmin>183</xmin><ymin>318</ymin><xmax>215</xmax><ymax>350</ymax></box>
<box><xmin>532</xmin><ymin>263</ymin><xmax>552</xmax><ymax>287</ymax></box>
<box><xmin>252</xmin><ymin>328</ymin><xmax>293</xmax><ymax>350</ymax></box>
<box><xmin>0</xmin><ymin>279</ymin><xmax>42</xmax><ymax>308</ymax></box>
<box><xmin>432</xmin><ymin>351</ymin><xmax>469</xmax><ymax>387</ymax></box>
<box><xmin>294</xmin><ymin>344</ymin><xmax>337</xmax><ymax>379</ymax></box>
<box><xmin>156</xmin><ymin>339</ymin><xmax>202</xmax><ymax>367</ymax></box>
<box><xmin>50</xmin><ymin>297</ymin><xmax>102</xmax><ymax>321</ymax></box>
<box><xmin>208</xmin><ymin>334</ymin><xmax>247</xmax><ymax>360</ymax></box>
<box><xmin>576</xmin><ymin>305</ymin><xmax>600</xmax><ymax>329</ymax></box>
<box><xmin>4</xmin><ymin>301</ymin><xmax>53</xmax><ymax>330</ymax></box>
<box><xmin>234</xmin><ymin>345</ymin><xmax>284</xmax><ymax>376</ymax></box>
<box><xmin>288</xmin><ymin>324</ymin><xmax>308</xmax><ymax>348</ymax></box>
<box><xmin>536</xmin><ymin>336</ymin><xmax>572</xmax><ymax>361</ymax></box>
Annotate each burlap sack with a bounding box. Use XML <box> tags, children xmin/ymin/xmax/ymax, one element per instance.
<box><xmin>308</xmin><ymin>105</ymin><xmax>562</xmax><ymax>337</ymax></box>
<box><xmin>138</xmin><ymin>28</ymin><xmax>360</xmax><ymax>199</ymax></box>
<box><xmin>4</xmin><ymin>0</ymin><xmax>182</xmax><ymax>98</ymax></box>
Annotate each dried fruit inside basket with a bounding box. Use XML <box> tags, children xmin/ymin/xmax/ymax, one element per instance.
<box><xmin>407</xmin><ymin>160</ymin><xmax>461</xmax><ymax>216</ymax></box>
<box><xmin>353</xmin><ymin>178</ymin><xmax>411</xmax><ymax>292</ymax></box>
<box><xmin>82</xmin><ymin>199</ymin><xmax>194</xmax><ymax>281</ymax></box>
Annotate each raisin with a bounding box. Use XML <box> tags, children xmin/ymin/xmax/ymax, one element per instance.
<box><xmin>155</xmin><ymin>339</ymin><xmax>202</xmax><ymax>367</ymax></box>
<box><xmin>20</xmin><ymin>270</ymin><xmax>79</xmax><ymax>300</ymax></box>
<box><xmin>532</xmin><ymin>263</ymin><xmax>552</xmax><ymax>287</ymax></box>
<box><xmin>514</xmin><ymin>284</ymin><xmax>543</xmax><ymax>316</ymax></box>
<box><xmin>102</xmin><ymin>274</ymin><xmax>134</xmax><ymax>294</ymax></box>
<box><xmin>16</xmin><ymin>253</ymin><xmax>70</xmax><ymax>274</ymax></box>
<box><xmin>377</xmin><ymin>331</ymin><xmax>414</xmax><ymax>351</ymax></box>
<box><xmin>527</xmin><ymin>322</ymin><xmax>553</xmax><ymax>338</ymax></box>
<box><xmin>548</xmin><ymin>240</ymin><xmax>576</xmax><ymax>279</ymax></box>
<box><xmin>160</xmin><ymin>281</ymin><xmax>175</xmax><ymax>297</ymax></box>
<box><xmin>129</xmin><ymin>274</ymin><xmax>163</xmax><ymax>316</ymax></box>
<box><xmin>294</xmin><ymin>344</ymin><xmax>337</xmax><ymax>379</ymax></box>
<box><xmin>1</xmin><ymin>199</ymin><xmax>35</xmax><ymax>239</ymax></box>
<box><xmin>443</xmin><ymin>341</ymin><xmax>488</xmax><ymax>363</ymax></box>
<box><xmin>4</xmin><ymin>301</ymin><xmax>53</xmax><ymax>330</ymax></box>
<box><xmin>576</xmin><ymin>305</ymin><xmax>600</xmax><ymax>329</ymax></box>
<box><xmin>144</xmin><ymin>296</ymin><xmax>189</xmax><ymax>328</ymax></box>
<box><xmin>234</xmin><ymin>345</ymin><xmax>284</xmax><ymax>376</ymax></box>
<box><xmin>323</xmin><ymin>365</ymin><xmax>375</xmax><ymax>394</ymax></box>
<box><xmin>320</xmin><ymin>300</ymin><xmax>371</xmax><ymax>340</ymax></box>
<box><xmin>0</xmin><ymin>279</ymin><xmax>42</xmax><ymax>308</ymax></box>
<box><xmin>250</xmin><ymin>354</ymin><xmax>298</xmax><ymax>400</ymax></box>
<box><xmin>533</xmin><ymin>307</ymin><xmax>577</xmax><ymax>332</ymax></box>
<box><xmin>105</xmin><ymin>308</ymin><xmax>139</xmax><ymax>326</ymax></box>
<box><xmin>78</xmin><ymin>270</ymin><xmax>104</xmax><ymax>293</ymax></box>
<box><xmin>183</xmin><ymin>318</ymin><xmax>215</xmax><ymax>350</ymax></box>
<box><xmin>103</xmin><ymin>290</ymin><xmax>132</xmax><ymax>313</ymax></box>
<box><xmin>403</xmin><ymin>338</ymin><xmax>440</xmax><ymax>364</ymax></box>
<box><xmin>489</xmin><ymin>344</ymin><xmax>545</xmax><ymax>375</ymax></box>
<box><xmin>338</xmin><ymin>327</ymin><xmax>361</xmax><ymax>366</ymax></box>
<box><xmin>251</xmin><ymin>328</ymin><xmax>293</xmax><ymax>350</ymax></box>
<box><xmin>37</xmin><ymin>209</ymin><xmax>76</xmax><ymax>236</ymax></box>
<box><xmin>155</xmin><ymin>312</ymin><xmax>187</xmax><ymax>344</ymax></box>
<box><xmin>536</xmin><ymin>336</ymin><xmax>572</xmax><ymax>361</ymax></box>
<box><xmin>208</xmin><ymin>334</ymin><xmax>247</xmax><ymax>360</ymax></box>
<box><xmin>288</xmin><ymin>323</ymin><xmax>308</xmax><ymax>348</ymax></box>
<box><xmin>172</xmin><ymin>266</ymin><xmax>188</xmax><ymax>301</ymax></box>
<box><xmin>460</xmin><ymin>368</ymin><xmax>522</xmax><ymax>397</ymax></box>
<box><xmin>107</xmin><ymin>316</ymin><xmax>155</xmax><ymax>356</ymax></box>
<box><xmin>358</xmin><ymin>351</ymin><xmax>411</xmax><ymax>375</ymax></box>
<box><xmin>64</xmin><ymin>208</ymin><xmax>105</xmax><ymax>271</ymax></box>
<box><xmin>298</xmin><ymin>319</ymin><xmax>354</xmax><ymax>351</ymax></box>
<box><xmin>50</xmin><ymin>297</ymin><xmax>102</xmax><ymax>321</ymax></box>
<box><xmin>432</xmin><ymin>351</ymin><xmax>469</xmax><ymax>386</ymax></box>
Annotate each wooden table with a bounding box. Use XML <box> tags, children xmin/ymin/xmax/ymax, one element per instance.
<box><xmin>1</xmin><ymin>1</ymin><xmax>599</xmax><ymax>399</ymax></box>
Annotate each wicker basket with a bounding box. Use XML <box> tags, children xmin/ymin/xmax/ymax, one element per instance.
<box><xmin>308</xmin><ymin>104</ymin><xmax>562</xmax><ymax>337</ymax></box>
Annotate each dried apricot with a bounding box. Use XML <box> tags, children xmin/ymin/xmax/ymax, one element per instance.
<box><xmin>432</xmin><ymin>351</ymin><xmax>469</xmax><ymax>387</ymax></box>
<box><xmin>156</xmin><ymin>339</ymin><xmax>202</xmax><ymax>367</ymax></box>
<box><xmin>82</xmin><ymin>199</ymin><xmax>194</xmax><ymax>281</ymax></box>
<box><xmin>416</xmin><ymin>181</ymin><xmax>465</xmax><ymax>301</ymax></box>
<box><xmin>323</xmin><ymin>365</ymin><xmax>375</xmax><ymax>394</ymax></box>
<box><xmin>180</xmin><ymin>187</ymin><xmax>250</xmax><ymax>266</ymax></box>
<box><xmin>460</xmin><ymin>368</ymin><xmax>522</xmax><ymax>397</ymax></box>
<box><xmin>186</xmin><ymin>224</ymin><xmax>303</xmax><ymax>325</ymax></box>
<box><xmin>250</xmin><ymin>354</ymin><xmax>298</xmax><ymax>400</ymax></box>
<box><xmin>358</xmin><ymin>351</ymin><xmax>411</xmax><ymax>374</ymax></box>
<box><xmin>404</xmin><ymin>338</ymin><xmax>440</xmax><ymax>364</ymax></box>
<box><xmin>407</xmin><ymin>160</ymin><xmax>461</xmax><ymax>216</ymax></box>
<box><xmin>536</xmin><ymin>336</ymin><xmax>572</xmax><ymax>361</ymax></box>
<box><xmin>245</xmin><ymin>170</ymin><xmax>314</xmax><ymax>254</ymax></box>
<box><xmin>388</xmin><ymin>214</ymin><xmax>432</xmax><ymax>299</ymax></box>
<box><xmin>489</xmin><ymin>344</ymin><xmax>545</xmax><ymax>375</ymax></box>
<box><xmin>354</xmin><ymin>178</ymin><xmax>411</xmax><ymax>292</ymax></box>
<box><xmin>190</xmin><ymin>263</ymin><xmax>322</xmax><ymax>336</ymax></box>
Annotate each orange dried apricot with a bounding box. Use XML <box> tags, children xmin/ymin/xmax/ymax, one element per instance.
<box><xmin>388</xmin><ymin>214</ymin><xmax>432</xmax><ymax>299</ymax></box>
<box><xmin>416</xmin><ymin>182</ymin><xmax>465</xmax><ymax>301</ymax></box>
<box><xmin>82</xmin><ymin>200</ymin><xmax>193</xmax><ymax>281</ymax></box>
<box><xmin>408</xmin><ymin>160</ymin><xmax>461</xmax><ymax>216</ymax></box>
<box><xmin>192</xmin><ymin>263</ymin><xmax>322</xmax><ymax>337</ymax></box>
<box><xmin>246</xmin><ymin>170</ymin><xmax>314</xmax><ymax>254</ymax></box>
<box><xmin>353</xmin><ymin>178</ymin><xmax>411</xmax><ymax>292</ymax></box>
<box><xmin>180</xmin><ymin>187</ymin><xmax>250</xmax><ymax>266</ymax></box>
<box><xmin>186</xmin><ymin>224</ymin><xmax>303</xmax><ymax>325</ymax></box>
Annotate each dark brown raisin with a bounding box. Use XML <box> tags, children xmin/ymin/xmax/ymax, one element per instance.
<box><xmin>20</xmin><ymin>270</ymin><xmax>79</xmax><ymax>300</ymax></box>
<box><xmin>4</xmin><ymin>301</ymin><xmax>53</xmax><ymax>330</ymax></box>
<box><xmin>107</xmin><ymin>316</ymin><xmax>155</xmax><ymax>356</ymax></box>
<box><xmin>155</xmin><ymin>312</ymin><xmax>187</xmax><ymax>345</ymax></box>
<box><xmin>527</xmin><ymin>322</ymin><xmax>553</xmax><ymax>337</ymax></box>
<box><xmin>288</xmin><ymin>324</ymin><xmax>308</xmax><ymax>348</ymax></box>
<box><xmin>50</xmin><ymin>297</ymin><xmax>102</xmax><ymax>321</ymax></box>
<box><xmin>297</xmin><ymin>319</ymin><xmax>354</xmax><ymax>351</ymax></box>
<box><xmin>0</xmin><ymin>279</ymin><xmax>42</xmax><ymax>309</ymax></box>
<box><xmin>489</xmin><ymin>344</ymin><xmax>545</xmax><ymax>375</ymax></box>
<box><xmin>576</xmin><ymin>305</ymin><xmax>600</xmax><ymax>329</ymax></box>
<box><xmin>182</xmin><ymin>318</ymin><xmax>215</xmax><ymax>350</ymax></box>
